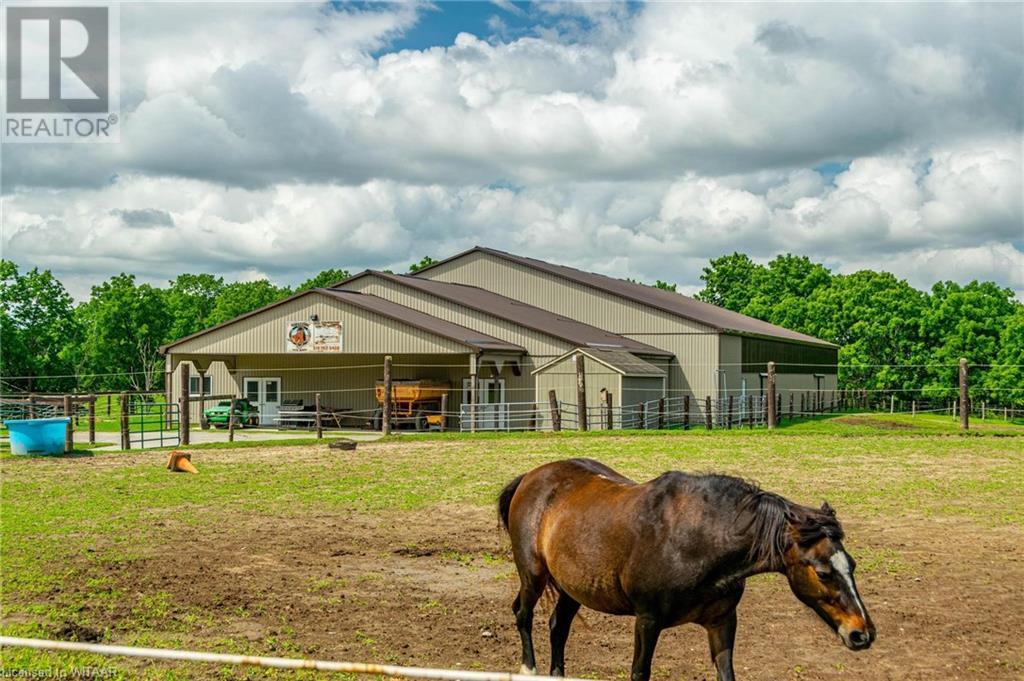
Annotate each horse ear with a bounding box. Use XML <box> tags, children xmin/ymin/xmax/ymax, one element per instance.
<box><xmin>820</xmin><ymin>501</ymin><xmax>836</xmax><ymax>516</ymax></box>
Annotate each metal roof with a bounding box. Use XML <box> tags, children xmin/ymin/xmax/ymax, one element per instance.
<box><xmin>413</xmin><ymin>246</ymin><xmax>837</xmax><ymax>348</ymax></box>
<box><xmin>316</xmin><ymin>290</ymin><xmax>525</xmax><ymax>353</ymax></box>
<box><xmin>160</xmin><ymin>288</ymin><xmax>525</xmax><ymax>354</ymax></box>
<box><xmin>533</xmin><ymin>348</ymin><xmax>667</xmax><ymax>378</ymax></box>
<box><xmin>338</xmin><ymin>271</ymin><xmax>671</xmax><ymax>356</ymax></box>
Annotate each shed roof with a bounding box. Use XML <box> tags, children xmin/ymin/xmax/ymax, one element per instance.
<box><xmin>160</xmin><ymin>288</ymin><xmax>525</xmax><ymax>354</ymax></box>
<box><xmin>337</xmin><ymin>271</ymin><xmax>671</xmax><ymax>356</ymax></box>
<box><xmin>533</xmin><ymin>348</ymin><xmax>667</xmax><ymax>378</ymax></box>
<box><xmin>413</xmin><ymin>246</ymin><xmax>837</xmax><ymax>348</ymax></box>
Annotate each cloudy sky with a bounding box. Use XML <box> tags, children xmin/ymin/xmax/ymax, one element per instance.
<box><xmin>2</xmin><ymin>1</ymin><xmax>1022</xmax><ymax>299</ymax></box>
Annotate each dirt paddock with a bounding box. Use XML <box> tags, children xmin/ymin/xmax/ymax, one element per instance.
<box><xmin>4</xmin><ymin>430</ymin><xmax>1023</xmax><ymax>680</ymax></box>
<box><xmin>55</xmin><ymin>503</ymin><xmax>1022</xmax><ymax>680</ymax></box>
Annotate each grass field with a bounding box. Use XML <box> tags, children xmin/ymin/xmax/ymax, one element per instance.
<box><xmin>1</xmin><ymin>413</ymin><xmax>1022</xmax><ymax>680</ymax></box>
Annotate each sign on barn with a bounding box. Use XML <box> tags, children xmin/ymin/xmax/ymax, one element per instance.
<box><xmin>285</xmin><ymin>321</ymin><xmax>343</xmax><ymax>352</ymax></box>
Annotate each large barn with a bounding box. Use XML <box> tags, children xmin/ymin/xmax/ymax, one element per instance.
<box><xmin>161</xmin><ymin>246</ymin><xmax>838</xmax><ymax>430</ymax></box>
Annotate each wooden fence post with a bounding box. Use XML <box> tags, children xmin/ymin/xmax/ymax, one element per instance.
<box><xmin>766</xmin><ymin>362</ymin><xmax>776</xmax><ymax>430</ymax></box>
<box><xmin>383</xmin><ymin>355</ymin><xmax>393</xmax><ymax>435</ymax></box>
<box><xmin>638</xmin><ymin>401</ymin><xmax>646</xmax><ymax>430</ymax></box>
<box><xmin>228</xmin><ymin>397</ymin><xmax>237</xmax><ymax>442</ymax></box>
<box><xmin>788</xmin><ymin>393</ymin><xmax>794</xmax><ymax>421</ymax></box>
<box><xmin>599</xmin><ymin>389</ymin><xmax>608</xmax><ymax>430</ymax></box>
<box><xmin>548</xmin><ymin>390</ymin><xmax>561</xmax><ymax>432</ymax></box>
<box><xmin>748</xmin><ymin>395</ymin><xmax>754</xmax><ymax>429</ymax></box>
<box><xmin>63</xmin><ymin>395</ymin><xmax>73</xmax><ymax>453</ymax></box>
<box><xmin>575</xmin><ymin>353</ymin><xmax>588</xmax><ymax>432</ymax></box>
<box><xmin>605</xmin><ymin>391</ymin><xmax>614</xmax><ymax>430</ymax></box>
<box><xmin>683</xmin><ymin>395</ymin><xmax>690</xmax><ymax>430</ymax></box>
<box><xmin>119</xmin><ymin>392</ymin><xmax>129</xmax><ymax>450</ymax></box>
<box><xmin>705</xmin><ymin>396</ymin><xmax>712</xmax><ymax>430</ymax></box>
<box><xmin>800</xmin><ymin>393</ymin><xmax>805</xmax><ymax>418</ymax></box>
<box><xmin>315</xmin><ymin>393</ymin><xmax>322</xmax><ymax>439</ymax></box>
<box><xmin>179</xmin><ymin>363</ymin><xmax>190</xmax><ymax>446</ymax></box>
<box><xmin>28</xmin><ymin>394</ymin><xmax>36</xmax><ymax>419</ymax></box>
<box><xmin>959</xmin><ymin>358</ymin><xmax>969</xmax><ymax>431</ymax></box>
<box><xmin>912</xmin><ymin>400</ymin><xmax>916</xmax><ymax>417</ymax></box>
<box><xmin>439</xmin><ymin>393</ymin><xmax>448</xmax><ymax>432</ymax></box>
<box><xmin>658</xmin><ymin>397</ymin><xmax>666</xmax><ymax>430</ymax></box>
<box><xmin>87</xmin><ymin>396</ymin><xmax>96</xmax><ymax>444</ymax></box>
<box><xmin>198</xmin><ymin>373</ymin><xmax>208</xmax><ymax>430</ymax></box>
<box><xmin>727</xmin><ymin>395</ymin><xmax>734</xmax><ymax>429</ymax></box>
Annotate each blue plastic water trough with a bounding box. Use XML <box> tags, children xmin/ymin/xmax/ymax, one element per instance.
<box><xmin>4</xmin><ymin>418</ymin><xmax>71</xmax><ymax>455</ymax></box>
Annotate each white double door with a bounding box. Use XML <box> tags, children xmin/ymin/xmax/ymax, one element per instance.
<box><xmin>244</xmin><ymin>377</ymin><xmax>280</xmax><ymax>426</ymax></box>
<box><xmin>462</xmin><ymin>378</ymin><xmax>507</xmax><ymax>429</ymax></box>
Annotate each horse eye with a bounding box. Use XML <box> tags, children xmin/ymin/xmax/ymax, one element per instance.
<box><xmin>815</xmin><ymin>569</ymin><xmax>832</xmax><ymax>580</ymax></box>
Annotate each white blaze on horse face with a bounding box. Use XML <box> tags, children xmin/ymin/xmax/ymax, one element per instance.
<box><xmin>830</xmin><ymin>550</ymin><xmax>867</xmax><ymax>621</ymax></box>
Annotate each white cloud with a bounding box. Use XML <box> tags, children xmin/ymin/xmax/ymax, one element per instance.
<box><xmin>0</xmin><ymin>1</ymin><xmax>1021</xmax><ymax>300</ymax></box>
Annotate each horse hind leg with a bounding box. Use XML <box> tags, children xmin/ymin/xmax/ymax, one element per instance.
<box><xmin>548</xmin><ymin>590</ymin><xmax>581</xmax><ymax>677</ymax></box>
<box><xmin>513</xmin><ymin>571</ymin><xmax>548</xmax><ymax>675</ymax></box>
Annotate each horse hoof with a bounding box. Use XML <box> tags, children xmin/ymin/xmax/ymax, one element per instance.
<box><xmin>519</xmin><ymin>665</ymin><xmax>537</xmax><ymax>675</ymax></box>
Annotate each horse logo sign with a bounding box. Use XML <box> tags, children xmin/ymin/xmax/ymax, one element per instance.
<box><xmin>286</xmin><ymin>321</ymin><xmax>342</xmax><ymax>352</ymax></box>
<box><xmin>286</xmin><ymin>322</ymin><xmax>311</xmax><ymax>350</ymax></box>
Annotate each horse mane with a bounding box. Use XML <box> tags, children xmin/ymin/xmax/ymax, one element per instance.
<box><xmin>727</xmin><ymin>478</ymin><xmax>844</xmax><ymax>570</ymax></box>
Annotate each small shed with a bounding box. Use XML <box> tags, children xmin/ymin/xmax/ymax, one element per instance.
<box><xmin>532</xmin><ymin>348</ymin><xmax>667</xmax><ymax>426</ymax></box>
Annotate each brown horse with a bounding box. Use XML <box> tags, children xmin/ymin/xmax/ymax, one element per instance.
<box><xmin>498</xmin><ymin>459</ymin><xmax>875</xmax><ymax>681</ymax></box>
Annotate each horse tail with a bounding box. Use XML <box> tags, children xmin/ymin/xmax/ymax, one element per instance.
<box><xmin>498</xmin><ymin>473</ymin><xmax>526</xmax><ymax>531</ymax></box>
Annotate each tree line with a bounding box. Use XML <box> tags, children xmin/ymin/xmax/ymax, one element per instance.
<box><xmin>1</xmin><ymin>254</ymin><xmax>1020</xmax><ymax>404</ymax></box>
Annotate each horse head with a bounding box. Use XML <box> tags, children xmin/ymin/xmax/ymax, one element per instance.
<box><xmin>781</xmin><ymin>502</ymin><xmax>876</xmax><ymax>651</ymax></box>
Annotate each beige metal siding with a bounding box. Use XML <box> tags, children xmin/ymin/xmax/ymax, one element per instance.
<box><xmin>719</xmin><ymin>334</ymin><xmax>743</xmax><ymax>401</ymax></box>
<box><xmin>621</xmin><ymin>376</ymin><xmax>665</xmax><ymax>407</ymax></box>
<box><xmin>169</xmin><ymin>292</ymin><xmax>472</xmax><ymax>355</ymax></box>
<box><xmin>533</xmin><ymin>354</ymin><xmax>622</xmax><ymax>429</ymax></box>
<box><xmin>418</xmin><ymin>251</ymin><xmax>722</xmax><ymax>401</ymax></box>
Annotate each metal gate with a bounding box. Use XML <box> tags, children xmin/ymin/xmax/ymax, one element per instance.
<box><xmin>129</xmin><ymin>400</ymin><xmax>180</xmax><ymax>449</ymax></box>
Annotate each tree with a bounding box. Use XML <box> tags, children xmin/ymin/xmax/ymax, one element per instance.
<box><xmin>920</xmin><ymin>281</ymin><xmax>1019</xmax><ymax>402</ymax></box>
<box><xmin>408</xmin><ymin>256</ymin><xmax>437</xmax><ymax>273</ymax></box>
<box><xmin>206</xmin><ymin>280</ymin><xmax>291</xmax><ymax>326</ymax></box>
<box><xmin>984</xmin><ymin>306</ymin><xmax>1024</xmax><ymax>406</ymax></box>
<box><xmin>0</xmin><ymin>260</ymin><xmax>79</xmax><ymax>392</ymax></box>
<box><xmin>696</xmin><ymin>253</ymin><xmax>766</xmax><ymax>312</ymax></box>
<box><xmin>165</xmin><ymin>273</ymin><xmax>224</xmax><ymax>342</ymax></box>
<box><xmin>296</xmin><ymin>268</ymin><xmax>351</xmax><ymax>291</ymax></box>
<box><xmin>76</xmin><ymin>274</ymin><xmax>171</xmax><ymax>392</ymax></box>
<box><xmin>802</xmin><ymin>270</ymin><xmax>929</xmax><ymax>395</ymax></box>
<box><xmin>654</xmin><ymin>280</ymin><xmax>677</xmax><ymax>292</ymax></box>
<box><xmin>743</xmin><ymin>255</ymin><xmax>832</xmax><ymax>332</ymax></box>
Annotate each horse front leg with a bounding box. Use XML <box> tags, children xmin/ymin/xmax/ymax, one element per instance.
<box><xmin>630</xmin><ymin>615</ymin><xmax>663</xmax><ymax>681</ymax></box>
<box><xmin>705</xmin><ymin>609</ymin><xmax>738</xmax><ymax>681</ymax></box>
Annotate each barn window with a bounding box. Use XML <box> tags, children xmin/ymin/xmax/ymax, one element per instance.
<box><xmin>189</xmin><ymin>375</ymin><xmax>212</xmax><ymax>397</ymax></box>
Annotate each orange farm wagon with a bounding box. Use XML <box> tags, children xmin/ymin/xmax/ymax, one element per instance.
<box><xmin>373</xmin><ymin>380</ymin><xmax>451</xmax><ymax>431</ymax></box>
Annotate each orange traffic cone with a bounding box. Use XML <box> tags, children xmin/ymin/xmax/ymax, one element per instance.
<box><xmin>166</xmin><ymin>451</ymin><xmax>198</xmax><ymax>474</ymax></box>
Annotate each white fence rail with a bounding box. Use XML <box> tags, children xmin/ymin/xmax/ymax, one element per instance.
<box><xmin>0</xmin><ymin>636</ymin><xmax>595</xmax><ymax>681</ymax></box>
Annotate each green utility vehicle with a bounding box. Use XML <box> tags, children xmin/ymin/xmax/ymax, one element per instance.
<box><xmin>203</xmin><ymin>399</ymin><xmax>260</xmax><ymax>428</ymax></box>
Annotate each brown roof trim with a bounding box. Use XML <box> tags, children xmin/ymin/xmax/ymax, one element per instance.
<box><xmin>413</xmin><ymin>246</ymin><xmax>836</xmax><ymax>349</ymax></box>
<box><xmin>161</xmin><ymin>288</ymin><xmax>525</xmax><ymax>355</ymax></box>
<box><xmin>336</xmin><ymin>270</ymin><xmax>671</xmax><ymax>357</ymax></box>
<box><xmin>317</xmin><ymin>289</ymin><xmax>525</xmax><ymax>353</ymax></box>
<box><xmin>532</xmin><ymin>348</ymin><xmax>667</xmax><ymax>378</ymax></box>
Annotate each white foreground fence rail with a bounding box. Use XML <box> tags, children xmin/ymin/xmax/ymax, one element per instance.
<box><xmin>0</xmin><ymin>637</ymin><xmax>595</xmax><ymax>681</ymax></box>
